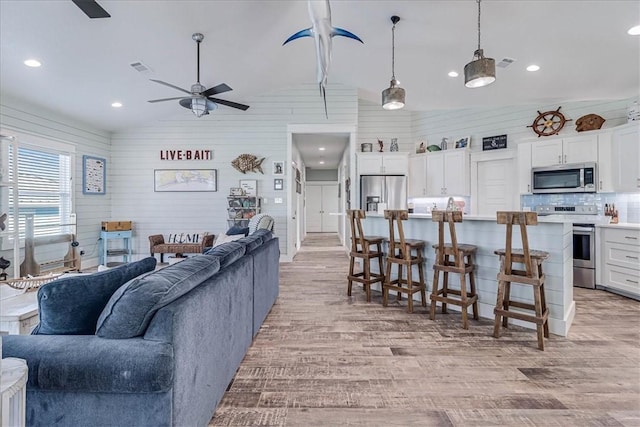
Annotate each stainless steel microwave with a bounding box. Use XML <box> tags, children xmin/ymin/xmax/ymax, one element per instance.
<box><xmin>531</xmin><ymin>162</ymin><xmax>597</xmax><ymax>194</ymax></box>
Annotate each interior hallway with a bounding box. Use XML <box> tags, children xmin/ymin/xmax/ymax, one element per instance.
<box><xmin>210</xmin><ymin>233</ymin><xmax>640</xmax><ymax>426</ymax></box>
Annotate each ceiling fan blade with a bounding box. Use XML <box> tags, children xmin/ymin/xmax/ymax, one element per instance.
<box><xmin>148</xmin><ymin>97</ymin><xmax>187</xmax><ymax>103</ymax></box>
<box><xmin>149</xmin><ymin>79</ymin><xmax>192</xmax><ymax>95</ymax></box>
<box><xmin>208</xmin><ymin>97</ymin><xmax>250</xmax><ymax>111</ymax></box>
<box><xmin>71</xmin><ymin>0</ymin><xmax>110</xmax><ymax>18</ymax></box>
<box><xmin>202</xmin><ymin>83</ymin><xmax>232</xmax><ymax>97</ymax></box>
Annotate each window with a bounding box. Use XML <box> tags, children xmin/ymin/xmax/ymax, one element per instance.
<box><xmin>2</xmin><ymin>139</ymin><xmax>74</xmax><ymax>241</ymax></box>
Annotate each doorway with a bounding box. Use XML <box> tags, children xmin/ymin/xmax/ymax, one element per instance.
<box><xmin>286</xmin><ymin>124</ymin><xmax>357</xmax><ymax>262</ymax></box>
<box><xmin>306</xmin><ymin>183</ymin><xmax>339</xmax><ymax>232</ymax></box>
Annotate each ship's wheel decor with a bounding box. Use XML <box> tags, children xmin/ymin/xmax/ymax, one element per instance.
<box><xmin>527</xmin><ymin>106</ymin><xmax>572</xmax><ymax>137</ymax></box>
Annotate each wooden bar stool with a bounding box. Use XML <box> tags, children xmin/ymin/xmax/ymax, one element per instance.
<box><xmin>493</xmin><ymin>211</ymin><xmax>550</xmax><ymax>351</ymax></box>
<box><xmin>382</xmin><ymin>210</ymin><xmax>426</xmax><ymax>313</ymax></box>
<box><xmin>429</xmin><ymin>210</ymin><xmax>479</xmax><ymax>329</ymax></box>
<box><xmin>347</xmin><ymin>209</ymin><xmax>385</xmax><ymax>302</ymax></box>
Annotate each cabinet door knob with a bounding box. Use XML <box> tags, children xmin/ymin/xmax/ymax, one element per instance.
<box><xmin>563</xmin><ymin>154</ymin><xmax>567</xmax><ymax>163</ymax></box>
<box><xmin>558</xmin><ymin>155</ymin><xmax>561</xmax><ymax>164</ymax></box>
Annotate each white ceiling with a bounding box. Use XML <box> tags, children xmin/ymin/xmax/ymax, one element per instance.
<box><xmin>293</xmin><ymin>133</ymin><xmax>350</xmax><ymax>170</ymax></box>
<box><xmin>1</xmin><ymin>0</ymin><xmax>639</xmax><ymax>138</ymax></box>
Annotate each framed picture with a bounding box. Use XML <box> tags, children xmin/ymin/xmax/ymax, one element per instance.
<box><xmin>82</xmin><ymin>155</ymin><xmax>106</xmax><ymax>194</ymax></box>
<box><xmin>296</xmin><ymin>181</ymin><xmax>301</xmax><ymax>194</ymax></box>
<box><xmin>273</xmin><ymin>161</ymin><xmax>284</xmax><ymax>176</ymax></box>
<box><xmin>295</xmin><ymin>168</ymin><xmax>301</xmax><ymax>182</ymax></box>
<box><xmin>454</xmin><ymin>136</ymin><xmax>470</xmax><ymax>149</ymax></box>
<box><xmin>239</xmin><ymin>179</ymin><xmax>257</xmax><ymax>196</ymax></box>
<box><xmin>154</xmin><ymin>169</ymin><xmax>217</xmax><ymax>192</ymax></box>
<box><xmin>274</xmin><ymin>178</ymin><xmax>283</xmax><ymax>190</ymax></box>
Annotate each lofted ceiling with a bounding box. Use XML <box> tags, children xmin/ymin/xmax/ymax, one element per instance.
<box><xmin>1</xmin><ymin>0</ymin><xmax>639</xmax><ymax>138</ymax></box>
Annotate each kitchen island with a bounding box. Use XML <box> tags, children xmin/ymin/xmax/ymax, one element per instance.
<box><xmin>362</xmin><ymin>213</ymin><xmax>575</xmax><ymax>336</ymax></box>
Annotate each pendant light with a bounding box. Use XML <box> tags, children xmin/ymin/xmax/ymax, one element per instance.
<box><xmin>382</xmin><ymin>16</ymin><xmax>405</xmax><ymax>110</ymax></box>
<box><xmin>464</xmin><ymin>0</ymin><xmax>495</xmax><ymax>88</ymax></box>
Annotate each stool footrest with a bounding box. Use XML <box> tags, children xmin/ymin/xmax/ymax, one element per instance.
<box><xmin>498</xmin><ymin>272</ymin><xmax>545</xmax><ymax>286</ymax></box>
<box><xmin>494</xmin><ymin>307</ymin><xmax>549</xmax><ymax>325</ymax></box>
<box><xmin>434</xmin><ymin>264</ymin><xmax>475</xmax><ymax>274</ymax></box>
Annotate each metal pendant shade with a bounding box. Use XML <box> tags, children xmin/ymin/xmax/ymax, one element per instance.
<box><xmin>382</xmin><ymin>16</ymin><xmax>405</xmax><ymax>110</ymax></box>
<box><xmin>464</xmin><ymin>0</ymin><xmax>495</xmax><ymax>88</ymax></box>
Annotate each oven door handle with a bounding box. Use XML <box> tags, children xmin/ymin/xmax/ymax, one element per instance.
<box><xmin>573</xmin><ymin>227</ymin><xmax>595</xmax><ymax>233</ymax></box>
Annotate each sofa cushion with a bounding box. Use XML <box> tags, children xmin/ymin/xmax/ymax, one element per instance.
<box><xmin>32</xmin><ymin>257</ymin><xmax>157</xmax><ymax>335</ymax></box>
<box><xmin>226</xmin><ymin>225</ymin><xmax>250</xmax><ymax>236</ymax></box>
<box><xmin>252</xmin><ymin>228</ymin><xmax>274</xmax><ymax>242</ymax></box>
<box><xmin>235</xmin><ymin>234</ymin><xmax>263</xmax><ymax>254</ymax></box>
<box><xmin>204</xmin><ymin>241</ymin><xmax>246</xmax><ymax>268</ymax></box>
<box><xmin>96</xmin><ymin>255</ymin><xmax>221</xmax><ymax>339</ymax></box>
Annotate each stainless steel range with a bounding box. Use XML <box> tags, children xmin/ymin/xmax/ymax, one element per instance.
<box><xmin>536</xmin><ymin>204</ymin><xmax>602</xmax><ymax>289</ymax></box>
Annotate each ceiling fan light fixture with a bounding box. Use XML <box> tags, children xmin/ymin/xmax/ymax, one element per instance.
<box><xmin>381</xmin><ymin>16</ymin><xmax>405</xmax><ymax>110</ymax></box>
<box><xmin>191</xmin><ymin>97</ymin><xmax>208</xmax><ymax>117</ymax></box>
<box><xmin>464</xmin><ymin>0</ymin><xmax>496</xmax><ymax>88</ymax></box>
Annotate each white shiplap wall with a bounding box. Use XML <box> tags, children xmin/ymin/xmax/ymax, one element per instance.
<box><xmin>0</xmin><ymin>94</ymin><xmax>111</xmax><ymax>269</ymax></box>
<box><xmin>110</xmin><ymin>84</ymin><xmax>358</xmax><ymax>258</ymax></box>
<box><xmin>358</xmin><ymin>99</ymin><xmax>413</xmax><ymax>152</ymax></box>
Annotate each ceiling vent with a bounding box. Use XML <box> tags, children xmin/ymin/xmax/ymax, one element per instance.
<box><xmin>130</xmin><ymin>61</ymin><xmax>153</xmax><ymax>74</ymax></box>
<box><xmin>496</xmin><ymin>57</ymin><xmax>516</xmax><ymax>68</ymax></box>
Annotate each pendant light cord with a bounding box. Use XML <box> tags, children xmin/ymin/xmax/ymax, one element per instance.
<box><xmin>476</xmin><ymin>0</ymin><xmax>482</xmax><ymax>53</ymax></box>
<box><xmin>391</xmin><ymin>22</ymin><xmax>396</xmax><ymax>80</ymax></box>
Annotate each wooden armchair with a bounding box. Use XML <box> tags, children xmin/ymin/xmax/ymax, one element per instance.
<box><xmin>148</xmin><ymin>233</ymin><xmax>215</xmax><ymax>263</ymax></box>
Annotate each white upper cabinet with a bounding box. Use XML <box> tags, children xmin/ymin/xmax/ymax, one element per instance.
<box><xmin>531</xmin><ymin>134</ymin><xmax>598</xmax><ymax>167</ymax></box>
<box><xmin>597</xmin><ymin>131</ymin><xmax>615</xmax><ymax>193</ymax></box>
<box><xmin>408</xmin><ymin>154</ymin><xmax>427</xmax><ymax>197</ymax></box>
<box><xmin>612</xmin><ymin>123</ymin><xmax>640</xmax><ymax>192</ymax></box>
<box><xmin>357</xmin><ymin>152</ymin><xmax>408</xmax><ymax>175</ymax></box>
<box><xmin>425</xmin><ymin>150</ymin><xmax>470</xmax><ymax>196</ymax></box>
<box><xmin>517</xmin><ymin>142</ymin><xmax>532</xmax><ymax>194</ymax></box>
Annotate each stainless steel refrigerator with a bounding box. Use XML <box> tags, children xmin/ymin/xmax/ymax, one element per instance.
<box><xmin>360</xmin><ymin>175</ymin><xmax>407</xmax><ymax>213</ymax></box>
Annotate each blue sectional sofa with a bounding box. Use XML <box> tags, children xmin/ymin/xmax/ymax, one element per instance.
<box><xmin>2</xmin><ymin>229</ymin><xmax>279</xmax><ymax>427</ymax></box>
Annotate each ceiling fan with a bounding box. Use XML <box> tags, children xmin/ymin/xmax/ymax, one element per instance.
<box><xmin>148</xmin><ymin>33</ymin><xmax>250</xmax><ymax>117</ymax></box>
<box><xmin>71</xmin><ymin>0</ymin><xmax>110</xmax><ymax>19</ymax></box>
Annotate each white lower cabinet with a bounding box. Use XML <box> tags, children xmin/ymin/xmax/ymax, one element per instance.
<box><xmin>599</xmin><ymin>227</ymin><xmax>640</xmax><ymax>299</ymax></box>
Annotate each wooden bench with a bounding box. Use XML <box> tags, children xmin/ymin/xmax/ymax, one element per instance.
<box><xmin>148</xmin><ymin>234</ymin><xmax>215</xmax><ymax>263</ymax></box>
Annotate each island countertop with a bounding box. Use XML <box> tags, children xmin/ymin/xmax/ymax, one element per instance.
<box><xmin>360</xmin><ymin>214</ymin><xmax>575</xmax><ymax>337</ymax></box>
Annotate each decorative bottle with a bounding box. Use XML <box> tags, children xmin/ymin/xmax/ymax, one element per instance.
<box><xmin>628</xmin><ymin>101</ymin><xmax>640</xmax><ymax>122</ymax></box>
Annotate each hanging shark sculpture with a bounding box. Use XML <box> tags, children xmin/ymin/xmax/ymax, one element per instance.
<box><xmin>284</xmin><ymin>0</ymin><xmax>363</xmax><ymax>118</ymax></box>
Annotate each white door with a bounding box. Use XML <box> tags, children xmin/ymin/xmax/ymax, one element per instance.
<box><xmin>531</xmin><ymin>138</ymin><xmax>563</xmax><ymax>167</ymax></box>
<box><xmin>614</xmin><ymin>124</ymin><xmax>640</xmax><ymax>192</ymax></box>
<box><xmin>477</xmin><ymin>159</ymin><xmax>515</xmax><ymax>216</ymax></box>
<box><xmin>306</xmin><ymin>184</ymin><xmax>339</xmax><ymax>232</ymax></box>
<box><xmin>321</xmin><ymin>184</ymin><xmax>339</xmax><ymax>232</ymax></box>
<box><xmin>563</xmin><ymin>134</ymin><xmax>598</xmax><ymax>164</ymax></box>
<box><xmin>382</xmin><ymin>153</ymin><xmax>409</xmax><ymax>174</ymax></box>
<box><xmin>408</xmin><ymin>155</ymin><xmax>426</xmax><ymax>197</ymax></box>
<box><xmin>306</xmin><ymin>185</ymin><xmax>323</xmax><ymax>232</ymax></box>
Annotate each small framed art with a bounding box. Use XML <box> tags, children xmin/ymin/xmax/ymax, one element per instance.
<box><xmin>83</xmin><ymin>155</ymin><xmax>106</xmax><ymax>195</ymax></box>
<box><xmin>274</xmin><ymin>178</ymin><xmax>283</xmax><ymax>190</ymax></box>
<box><xmin>273</xmin><ymin>161</ymin><xmax>284</xmax><ymax>176</ymax></box>
<box><xmin>240</xmin><ymin>179</ymin><xmax>257</xmax><ymax>196</ymax></box>
<box><xmin>454</xmin><ymin>136</ymin><xmax>470</xmax><ymax>149</ymax></box>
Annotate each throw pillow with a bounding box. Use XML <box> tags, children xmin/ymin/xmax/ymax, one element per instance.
<box><xmin>96</xmin><ymin>255</ymin><xmax>221</xmax><ymax>339</ymax></box>
<box><xmin>33</xmin><ymin>257</ymin><xmax>157</xmax><ymax>335</ymax></box>
<box><xmin>226</xmin><ymin>225</ymin><xmax>250</xmax><ymax>237</ymax></box>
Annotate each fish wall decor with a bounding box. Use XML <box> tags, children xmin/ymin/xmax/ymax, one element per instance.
<box><xmin>231</xmin><ymin>154</ymin><xmax>265</xmax><ymax>174</ymax></box>
<box><xmin>284</xmin><ymin>0</ymin><xmax>363</xmax><ymax>118</ymax></box>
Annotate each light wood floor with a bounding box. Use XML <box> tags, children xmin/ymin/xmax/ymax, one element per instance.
<box><xmin>210</xmin><ymin>233</ymin><xmax>640</xmax><ymax>427</ymax></box>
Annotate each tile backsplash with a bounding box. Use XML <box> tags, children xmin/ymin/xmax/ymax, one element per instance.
<box><xmin>521</xmin><ymin>193</ymin><xmax>640</xmax><ymax>223</ymax></box>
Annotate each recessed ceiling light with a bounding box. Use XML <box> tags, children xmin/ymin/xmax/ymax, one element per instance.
<box><xmin>318</xmin><ymin>147</ymin><xmax>325</xmax><ymax>151</ymax></box>
<box><xmin>526</xmin><ymin>65</ymin><xmax>540</xmax><ymax>72</ymax></box>
<box><xmin>319</xmin><ymin>160</ymin><xmax>325</xmax><ymax>165</ymax></box>
<box><xmin>24</xmin><ymin>59</ymin><xmax>41</xmax><ymax>67</ymax></box>
<box><xmin>448</xmin><ymin>71</ymin><xmax>459</xmax><ymax>77</ymax></box>
<box><xmin>629</xmin><ymin>25</ymin><xmax>640</xmax><ymax>35</ymax></box>
<box><xmin>111</xmin><ymin>102</ymin><xmax>123</xmax><ymax>108</ymax></box>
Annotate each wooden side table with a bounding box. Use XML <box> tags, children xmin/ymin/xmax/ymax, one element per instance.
<box><xmin>0</xmin><ymin>292</ymin><xmax>39</xmax><ymax>335</ymax></box>
<box><xmin>1</xmin><ymin>358</ymin><xmax>28</xmax><ymax>427</ymax></box>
